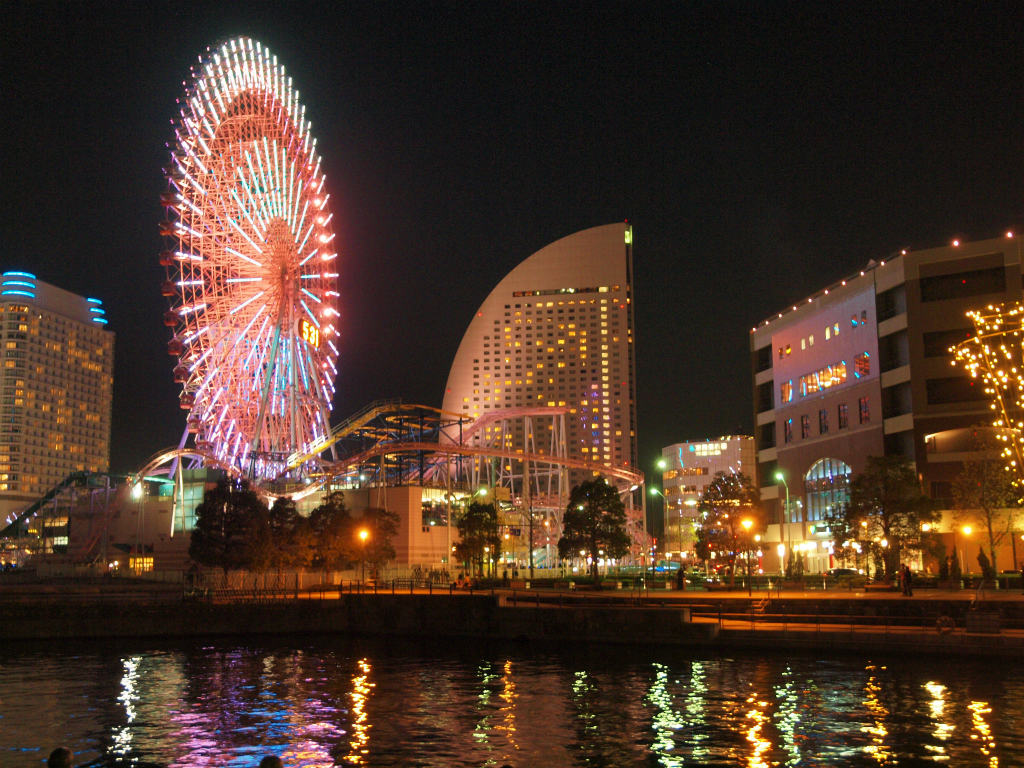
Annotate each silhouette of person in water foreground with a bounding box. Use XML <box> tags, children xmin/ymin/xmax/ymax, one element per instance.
<box><xmin>48</xmin><ymin>748</ymin><xmax>74</xmax><ymax>768</ymax></box>
<box><xmin>259</xmin><ymin>757</ymin><xmax>284</xmax><ymax>768</ymax></box>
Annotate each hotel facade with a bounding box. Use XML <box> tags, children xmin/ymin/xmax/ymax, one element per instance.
<box><xmin>751</xmin><ymin>234</ymin><xmax>1023</xmax><ymax>573</ymax></box>
<box><xmin>0</xmin><ymin>272</ymin><xmax>114</xmax><ymax>521</ymax></box>
<box><xmin>441</xmin><ymin>222</ymin><xmax>639</xmax><ymax>484</ymax></box>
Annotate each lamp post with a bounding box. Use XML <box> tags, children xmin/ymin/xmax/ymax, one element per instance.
<box><xmin>649</xmin><ymin>486</ymin><xmax>666</xmax><ymax>552</ymax></box>
<box><xmin>774</xmin><ymin>471</ymin><xmax>789</xmax><ymax>575</ymax></box>
<box><xmin>358</xmin><ymin>528</ymin><xmax>369</xmax><ymax>586</ymax></box>
<box><xmin>961</xmin><ymin>525</ymin><xmax>972</xmax><ymax>576</ymax></box>
<box><xmin>742</xmin><ymin>518</ymin><xmax>754</xmax><ymax>595</ymax></box>
<box><xmin>132</xmin><ymin>482</ymin><xmax>145</xmax><ymax>573</ymax></box>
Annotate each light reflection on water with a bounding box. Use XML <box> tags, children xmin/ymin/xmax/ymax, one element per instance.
<box><xmin>1</xmin><ymin>637</ymin><xmax>1022</xmax><ymax>767</ymax></box>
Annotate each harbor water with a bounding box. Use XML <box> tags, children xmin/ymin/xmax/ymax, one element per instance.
<box><xmin>1</xmin><ymin>634</ymin><xmax>1021</xmax><ymax>767</ymax></box>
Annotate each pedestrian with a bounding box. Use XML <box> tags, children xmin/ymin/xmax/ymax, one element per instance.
<box><xmin>977</xmin><ymin>547</ymin><xmax>992</xmax><ymax>580</ymax></box>
<box><xmin>259</xmin><ymin>757</ymin><xmax>284</xmax><ymax>768</ymax></box>
<box><xmin>903</xmin><ymin>565</ymin><xmax>913</xmax><ymax>596</ymax></box>
<box><xmin>48</xmin><ymin>748</ymin><xmax>74</xmax><ymax>768</ymax></box>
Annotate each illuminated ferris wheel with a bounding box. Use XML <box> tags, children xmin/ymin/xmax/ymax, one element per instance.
<box><xmin>159</xmin><ymin>37</ymin><xmax>339</xmax><ymax>479</ymax></box>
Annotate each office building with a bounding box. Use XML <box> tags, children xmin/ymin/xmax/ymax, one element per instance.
<box><xmin>0</xmin><ymin>271</ymin><xmax>114</xmax><ymax>521</ymax></box>
<box><xmin>750</xmin><ymin>234</ymin><xmax>1022</xmax><ymax>572</ymax></box>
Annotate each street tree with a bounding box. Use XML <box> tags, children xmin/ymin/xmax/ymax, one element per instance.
<box><xmin>844</xmin><ymin>455</ymin><xmax>938</xmax><ymax>581</ymax></box>
<box><xmin>359</xmin><ymin>507</ymin><xmax>400</xmax><ymax>576</ymax></box>
<box><xmin>307</xmin><ymin>490</ymin><xmax>353</xmax><ymax>571</ymax></box>
<box><xmin>952</xmin><ymin>432</ymin><xmax>1022</xmax><ymax>578</ymax></box>
<box><xmin>264</xmin><ymin>496</ymin><xmax>305</xmax><ymax>575</ymax></box>
<box><xmin>455</xmin><ymin>500</ymin><xmax>501</xmax><ymax>577</ymax></box>
<box><xmin>557</xmin><ymin>477</ymin><xmax>631</xmax><ymax>581</ymax></box>
<box><xmin>189</xmin><ymin>477</ymin><xmax>268</xmax><ymax>577</ymax></box>
<box><xmin>694</xmin><ymin>472</ymin><xmax>760</xmax><ymax>587</ymax></box>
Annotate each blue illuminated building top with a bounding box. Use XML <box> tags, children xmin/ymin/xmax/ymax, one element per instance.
<box><xmin>1</xmin><ymin>271</ymin><xmax>111</xmax><ymax>327</ymax></box>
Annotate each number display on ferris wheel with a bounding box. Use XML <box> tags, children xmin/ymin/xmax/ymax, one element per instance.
<box><xmin>160</xmin><ymin>37</ymin><xmax>339</xmax><ymax>479</ymax></box>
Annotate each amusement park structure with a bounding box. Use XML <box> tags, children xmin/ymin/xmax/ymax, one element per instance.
<box><xmin>160</xmin><ymin>37</ymin><xmax>339</xmax><ymax>482</ymax></box>
<box><xmin>0</xmin><ymin>39</ymin><xmax>647</xmax><ymax>571</ymax></box>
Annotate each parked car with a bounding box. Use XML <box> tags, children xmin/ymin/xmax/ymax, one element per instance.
<box><xmin>827</xmin><ymin>567</ymin><xmax>859</xmax><ymax>577</ymax></box>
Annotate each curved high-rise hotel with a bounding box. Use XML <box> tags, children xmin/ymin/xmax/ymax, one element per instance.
<box><xmin>442</xmin><ymin>223</ymin><xmax>638</xmax><ymax>481</ymax></box>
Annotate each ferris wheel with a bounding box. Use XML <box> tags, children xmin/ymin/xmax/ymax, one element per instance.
<box><xmin>159</xmin><ymin>37</ymin><xmax>339</xmax><ymax>479</ymax></box>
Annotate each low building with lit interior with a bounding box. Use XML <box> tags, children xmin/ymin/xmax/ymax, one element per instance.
<box><xmin>751</xmin><ymin>233</ymin><xmax>1024</xmax><ymax>574</ymax></box>
<box><xmin>658</xmin><ymin>436</ymin><xmax>755</xmax><ymax>559</ymax></box>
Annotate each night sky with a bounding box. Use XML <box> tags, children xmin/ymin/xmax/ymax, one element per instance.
<box><xmin>4</xmin><ymin>2</ymin><xmax>1024</xmax><ymax>514</ymax></box>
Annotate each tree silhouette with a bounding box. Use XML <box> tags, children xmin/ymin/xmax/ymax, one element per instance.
<box><xmin>307</xmin><ymin>490</ymin><xmax>353</xmax><ymax>570</ymax></box>
<box><xmin>360</xmin><ymin>507</ymin><xmax>400</xmax><ymax>569</ymax></box>
<box><xmin>189</xmin><ymin>477</ymin><xmax>268</xmax><ymax>576</ymax></box>
<box><xmin>844</xmin><ymin>455</ymin><xmax>937</xmax><ymax>581</ymax></box>
<box><xmin>263</xmin><ymin>496</ymin><xmax>305</xmax><ymax>573</ymax></box>
<box><xmin>557</xmin><ymin>477</ymin><xmax>630</xmax><ymax>581</ymax></box>
<box><xmin>455</xmin><ymin>500</ymin><xmax>501</xmax><ymax>576</ymax></box>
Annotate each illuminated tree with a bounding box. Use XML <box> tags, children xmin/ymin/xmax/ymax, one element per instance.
<box><xmin>558</xmin><ymin>477</ymin><xmax>630</xmax><ymax>581</ymax></box>
<box><xmin>694</xmin><ymin>472</ymin><xmax>759</xmax><ymax>587</ymax></box>
<box><xmin>951</xmin><ymin>303</ymin><xmax>1024</xmax><ymax>501</ymax></box>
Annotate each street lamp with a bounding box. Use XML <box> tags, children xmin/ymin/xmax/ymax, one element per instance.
<box><xmin>774</xmin><ymin>471</ymin><xmax>790</xmax><ymax>575</ymax></box>
<box><xmin>358</xmin><ymin>528</ymin><xmax>369</xmax><ymax>585</ymax></box>
<box><xmin>649</xmin><ymin>486</ymin><xmax>667</xmax><ymax>552</ymax></box>
<box><xmin>742</xmin><ymin>518</ymin><xmax>754</xmax><ymax>595</ymax></box>
<box><xmin>961</xmin><ymin>525</ymin><xmax>972</xmax><ymax>576</ymax></box>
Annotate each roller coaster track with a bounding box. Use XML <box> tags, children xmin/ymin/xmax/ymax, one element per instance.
<box><xmin>324</xmin><ymin>440</ymin><xmax>643</xmax><ymax>488</ymax></box>
<box><xmin>284</xmin><ymin>399</ymin><xmax>405</xmax><ymax>470</ymax></box>
<box><xmin>0</xmin><ymin>471</ymin><xmax>132</xmax><ymax>539</ymax></box>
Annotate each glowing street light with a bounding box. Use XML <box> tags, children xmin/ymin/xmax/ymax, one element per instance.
<box><xmin>774</xmin><ymin>471</ymin><xmax>790</xmax><ymax>574</ymax></box>
<box><xmin>741</xmin><ymin>518</ymin><xmax>754</xmax><ymax>595</ymax></box>
<box><xmin>358</xmin><ymin>528</ymin><xmax>369</xmax><ymax>585</ymax></box>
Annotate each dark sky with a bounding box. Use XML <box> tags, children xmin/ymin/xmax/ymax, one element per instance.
<box><xmin>4</xmin><ymin>1</ymin><xmax>1024</xmax><ymax>498</ymax></box>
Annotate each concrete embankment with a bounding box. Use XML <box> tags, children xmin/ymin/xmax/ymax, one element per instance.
<box><xmin>3</xmin><ymin>588</ymin><xmax>1023</xmax><ymax>657</ymax></box>
<box><xmin>0</xmin><ymin>593</ymin><xmax>718</xmax><ymax>646</ymax></box>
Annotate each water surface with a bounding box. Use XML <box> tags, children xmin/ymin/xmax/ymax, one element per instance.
<box><xmin>1</xmin><ymin>635</ymin><xmax>1020</xmax><ymax>766</ymax></box>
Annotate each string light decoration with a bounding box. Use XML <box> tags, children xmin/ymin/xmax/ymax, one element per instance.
<box><xmin>950</xmin><ymin>303</ymin><xmax>1024</xmax><ymax>501</ymax></box>
<box><xmin>159</xmin><ymin>37</ymin><xmax>339</xmax><ymax>480</ymax></box>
